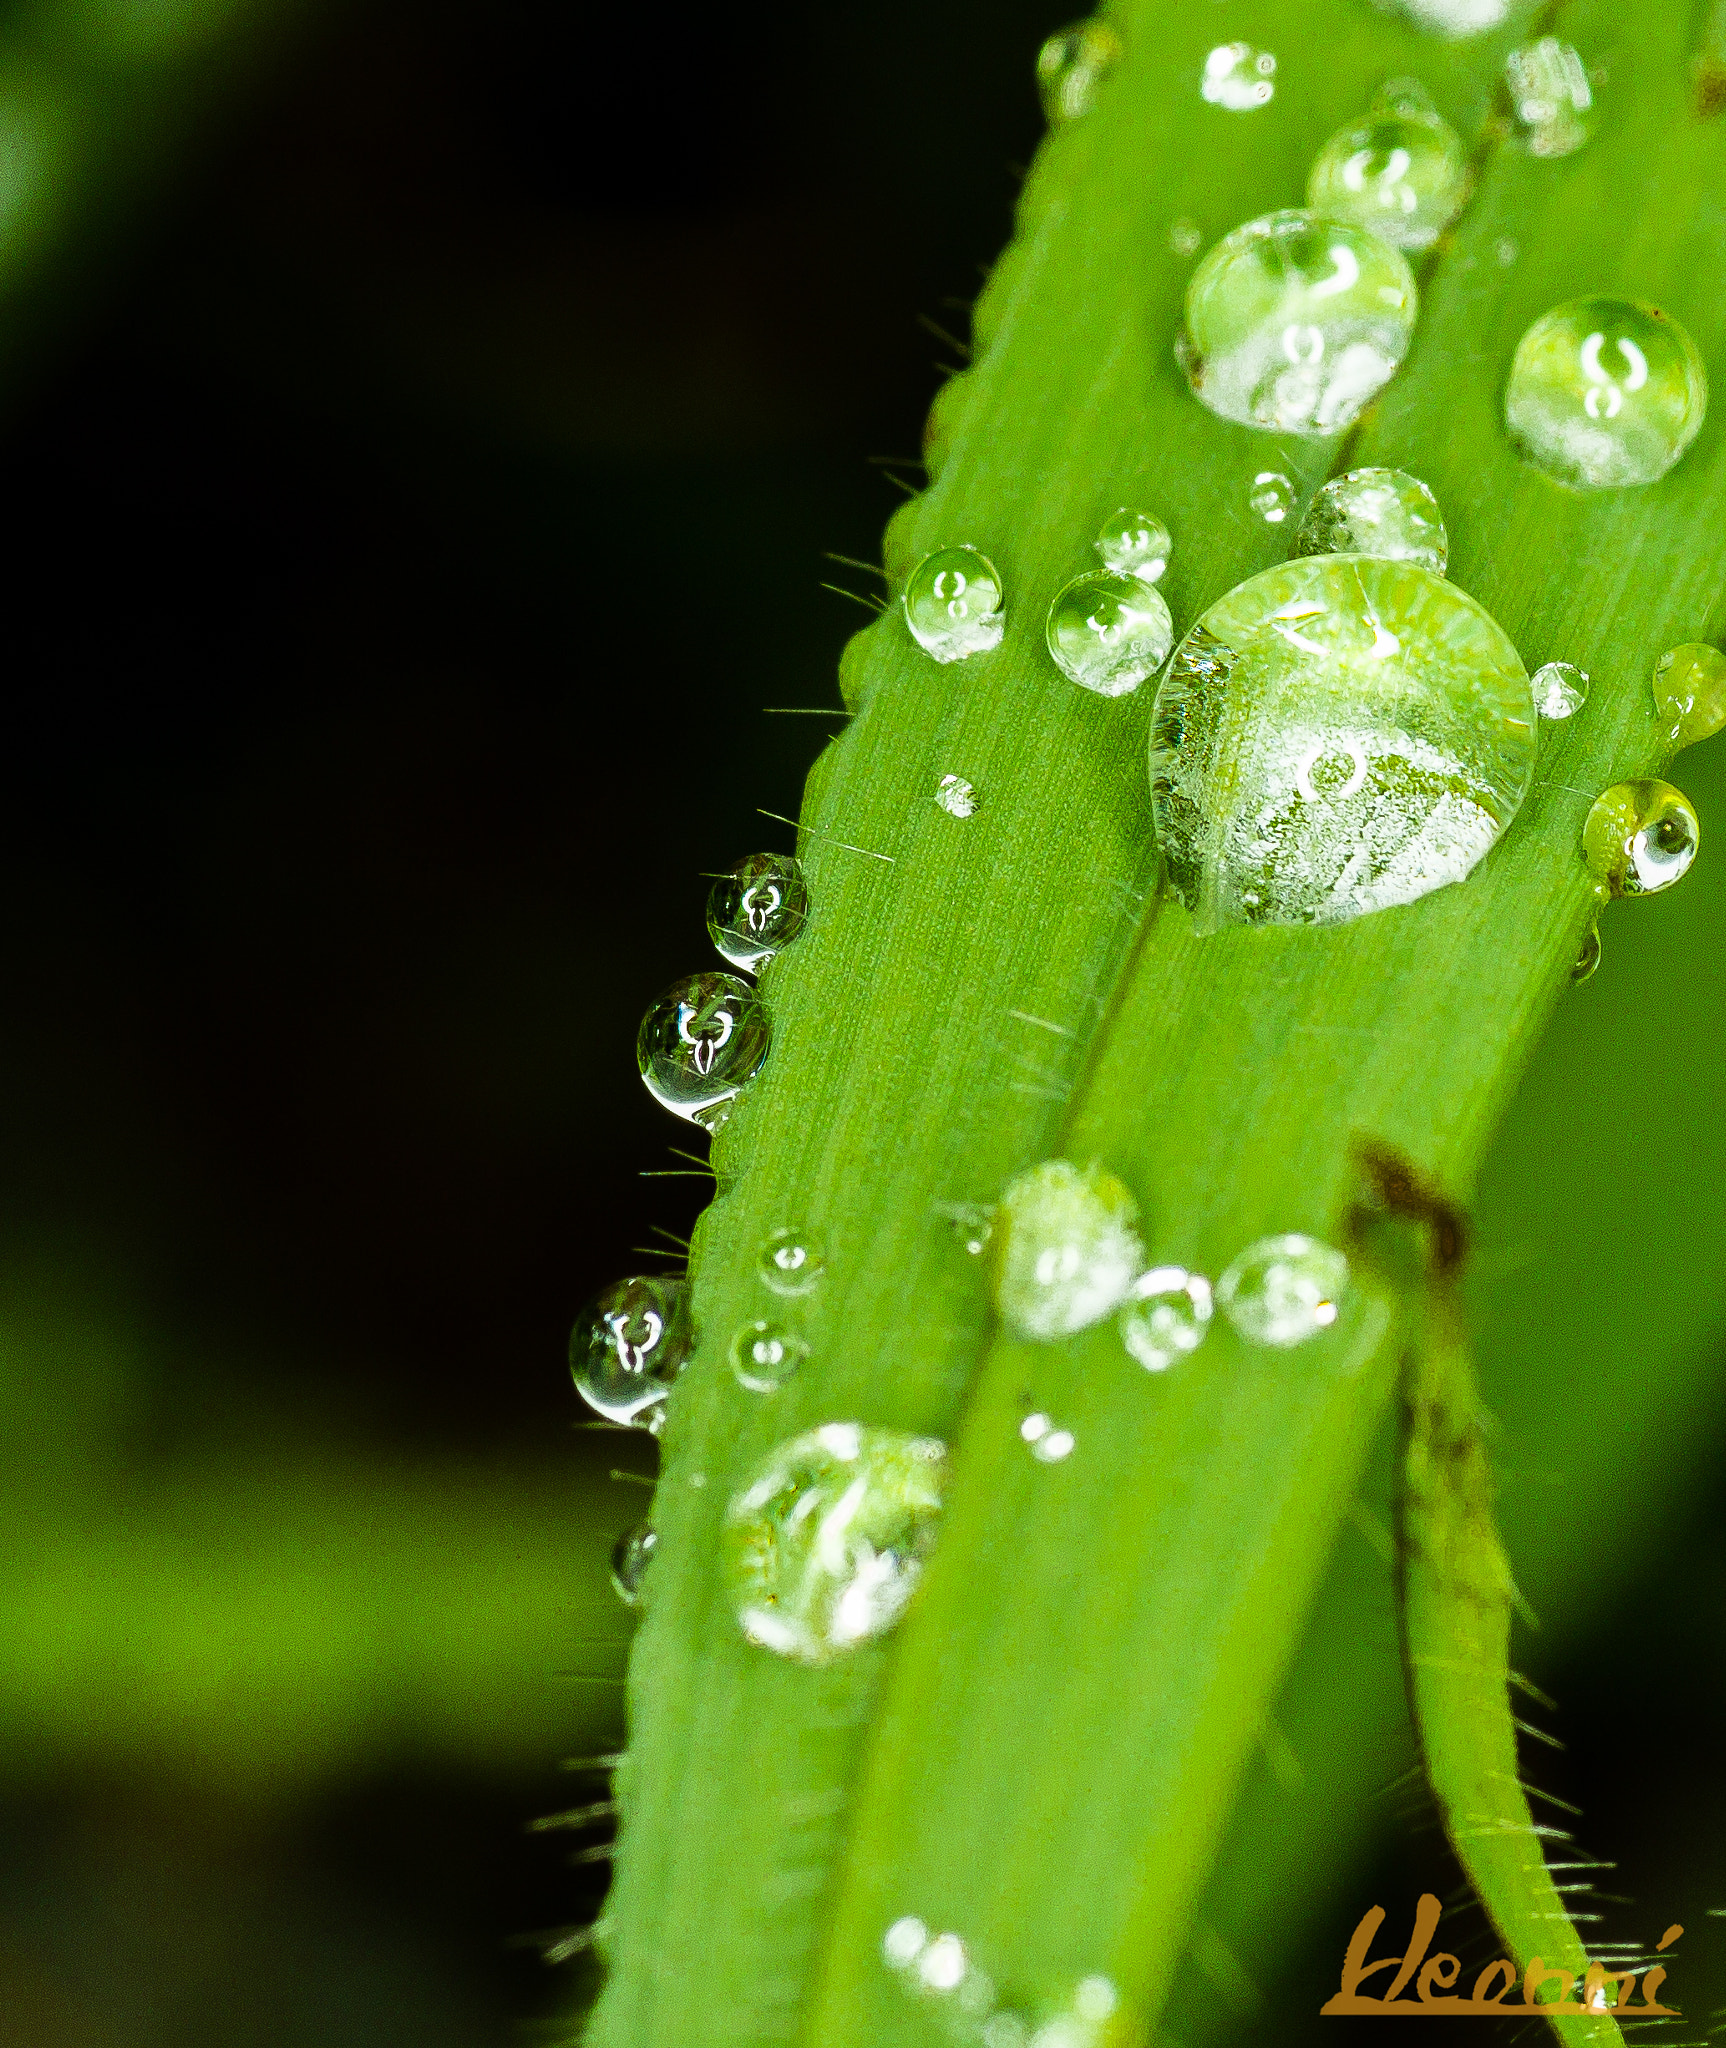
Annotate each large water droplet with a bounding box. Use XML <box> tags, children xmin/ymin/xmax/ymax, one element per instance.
<box><xmin>729</xmin><ymin>1320</ymin><xmax>808</xmax><ymax>1393</ymax></box>
<box><xmin>992</xmin><ymin>1158</ymin><xmax>1145</xmax><ymax>1341</ymax></box>
<box><xmin>1582</xmin><ymin>780</ymin><xmax>1699</xmax><ymax>897</ymax></box>
<box><xmin>1505</xmin><ymin>37</ymin><xmax>1594</xmax><ymax>157</ymax></box>
<box><xmin>1201</xmin><ymin>42</ymin><xmax>1276</xmax><ymax>110</ymax></box>
<box><xmin>1653</xmin><ymin>643</ymin><xmax>1726</xmax><ymax>752</ymax></box>
<box><xmin>903</xmin><ymin>546</ymin><xmax>1006</xmax><ymax>663</ymax></box>
<box><xmin>1046</xmin><ymin>570</ymin><xmax>1174</xmax><ymax>697</ymax></box>
<box><xmin>936</xmin><ymin>772</ymin><xmax>980</xmax><ymax>817</ymax></box>
<box><xmin>1180</xmin><ymin>210</ymin><xmax>1418</xmax><ymax>436</ymax></box>
<box><xmin>1295</xmin><ymin>467</ymin><xmax>1447</xmax><ymax>573</ymax></box>
<box><xmin>1119</xmin><ymin>1265</ymin><xmax>1213</xmax><ymax>1372</ymax></box>
<box><xmin>1249</xmin><ymin>471</ymin><xmax>1299</xmax><ymax>525</ymax></box>
<box><xmin>637</xmin><ymin>972</ymin><xmax>770</xmax><ymax>1126</ymax></box>
<box><xmin>610</xmin><ymin>1521</ymin><xmax>658</xmax><ymax>1607</ymax></box>
<box><xmin>1094</xmin><ymin>505</ymin><xmax>1172</xmax><ymax>583</ymax></box>
<box><xmin>1035</xmin><ymin>17</ymin><xmax>1123</xmax><ymax>123</ymax></box>
<box><xmin>1531</xmin><ymin>661</ymin><xmax>1589</xmax><ymax>720</ymax></box>
<box><xmin>722</xmin><ymin>1423</ymin><xmax>946</xmax><ymax>1663</ymax></box>
<box><xmin>758</xmin><ymin>1226</ymin><xmax>824</xmax><ymax>1296</ymax></box>
<box><xmin>571</xmin><ymin>1274</ymin><xmax>694</xmax><ymax>1431</ymax></box>
<box><xmin>1218</xmin><ymin>1234</ymin><xmax>1350</xmax><ymax>1345</ymax></box>
<box><xmin>1305</xmin><ymin>101</ymin><xmax>1469</xmax><ymax>251</ymax></box>
<box><xmin>1150</xmin><ymin>557</ymin><xmax>1535</xmax><ymax>931</ymax></box>
<box><xmin>1506</xmin><ymin>299</ymin><xmax>1706</xmax><ymax>490</ymax></box>
<box><xmin>706</xmin><ymin>852</ymin><xmax>808</xmax><ymax>973</ymax></box>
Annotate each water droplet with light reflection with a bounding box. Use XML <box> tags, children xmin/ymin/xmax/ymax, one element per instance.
<box><xmin>1532</xmin><ymin>661</ymin><xmax>1589</xmax><ymax>720</ymax></box>
<box><xmin>706</xmin><ymin>852</ymin><xmax>807</xmax><ymax>973</ymax></box>
<box><xmin>937</xmin><ymin>1201</ymin><xmax>996</xmax><ymax>1256</ymax></box>
<box><xmin>1305</xmin><ymin>98</ymin><xmax>1469</xmax><ymax>251</ymax></box>
<box><xmin>1219</xmin><ymin>1234</ymin><xmax>1350</xmax><ymax>1346</ymax></box>
<box><xmin>1094</xmin><ymin>506</ymin><xmax>1172</xmax><ymax>583</ymax></box>
<box><xmin>1020</xmin><ymin>1412</ymin><xmax>1076</xmax><ymax>1462</ymax></box>
<box><xmin>637</xmin><ymin>972</ymin><xmax>770</xmax><ymax>1126</ymax></box>
<box><xmin>722</xmin><ymin>1423</ymin><xmax>946</xmax><ymax>1663</ymax></box>
<box><xmin>1150</xmin><ymin>557</ymin><xmax>1534</xmax><ymax>930</ymax></box>
<box><xmin>1180</xmin><ymin>210</ymin><xmax>1417</xmax><ymax>436</ymax></box>
<box><xmin>610</xmin><ymin>1521</ymin><xmax>657</xmax><ymax>1608</ymax></box>
<box><xmin>903</xmin><ymin>546</ymin><xmax>1005</xmax><ymax>662</ymax></box>
<box><xmin>1506</xmin><ymin>299</ymin><xmax>1706</xmax><ymax>489</ymax></box>
<box><xmin>1571</xmin><ymin>922</ymin><xmax>1601</xmax><ymax>983</ymax></box>
<box><xmin>1249</xmin><ymin>472</ymin><xmax>1299</xmax><ymax>525</ymax></box>
<box><xmin>936</xmin><ymin>773</ymin><xmax>979</xmax><ymax>817</ymax></box>
<box><xmin>1654</xmin><ymin>643</ymin><xmax>1726</xmax><ymax>752</ymax></box>
<box><xmin>992</xmin><ymin>1158</ymin><xmax>1145</xmax><ymax>1341</ymax></box>
<box><xmin>1046</xmin><ymin>570</ymin><xmax>1174</xmax><ymax>697</ymax></box>
<box><xmin>758</xmin><ymin>1226</ymin><xmax>824</xmax><ymax>1296</ymax></box>
<box><xmin>1295</xmin><ymin>467</ymin><xmax>1447</xmax><ymax>572</ymax></box>
<box><xmin>1505</xmin><ymin>37</ymin><xmax>1594</xmax><ymax>157</ymax></box>
<box><xmin>1119</xmin><ymin>1265</ymin><xmax>1213</xmax><ymax>1372</ymax></box>
<box><xmin>729</xmin><ymin>1321</ymin><xmax>808</xmax><ymax>1393</ymax></box>
<box><xmin>571</xmin><ymin>1274</ymin><xmax>693</xmax><ymax>1431</ymax></box>
<box><xmin>1582</xmin><ymin>780</ymin><xmax>1699</xmax><ymax>898</ymax></box>
<box><xmin>1035</xmin><ymin>17</ymin><xmax>1123</xmax><ymax>124</ymax></box>
<box><xmin>1201</xmin><ymin>42</ymin><xmax>1276</xmax><ymax>110</ymax></box>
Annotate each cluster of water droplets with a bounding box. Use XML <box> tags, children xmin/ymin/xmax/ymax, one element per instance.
<box><xmin>883</xmin><ymin>1917</ymin><xmax>1122</xmax><ymax>2048</ymax></box>
<box><xmin>1046</xmin><ymin>507</ymin><xmax>1175</xmax><ymax>697</ymax></box>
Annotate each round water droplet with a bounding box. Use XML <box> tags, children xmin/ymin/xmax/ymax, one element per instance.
<box><xmin>936</xmin><ymin>772</ymin><xmax>980</xmax><ymax>817</ymax></box>
<box><xmin>1035</xmin><ymin>17</ymin><xmax>1123</xmax><ymax>124</ymax></box>
<box><xmin>758</xmin><ymin>1226</ymin><xmax>824</xmax><ymax>1296</ymax></box>
<box><xmin>1249</xmin><ymin>471</ymin><xmax>1299</xmax><ymax>525</ymax></box>
<box><xmin>1150</xmin><ymin>556</ymin><xmax>1535</xmax><ymax>931</ymax></box>
<box><xmin>903</xmin><ymin>546</ymin><xmax>1005</xmax><ymax>663</ymax></box>
<box><xmin>610</xmin><ymin>1521</ymin><xmax>657</xmax><ymax>1607</ymax></box>
<box><xmin>1305</xmin><ymin>104</ymin><xmax>1469</xmax><ymax>251</ymax></box>
<box><xmin>1168</xmin><ymin>216</ymin><xmax>1203</xmax><ymax>258</ymax></box>
<box><xmin>1046</xmin><ymin>570</ymin><xmax>1174</xmax><ymax>698</ymax></box>
<box><xmin>1119</xmin><ymin>1265</ymin><xmax>1213</xmax><ymax>1372</ymax></box>
<box><xmin>706</xmin><ymin>852</ymin><xmax>808</xmax><ymax>973</ymax></box>
<box><xmin>1571</xmin><ymin>921</ymin><xmax>1601</xmax><ymax>983</ymax></box>
<box><xmin>1094</xmin><ymin>506</ymin><xmax>1172</xmax><ymax>583</ymax></box>
<box><xmin>637</xmin><ymin>971</ymin><xmax>770</xmax><ymax>1126</ymax></box>
<box><xmin>1020</xmin><ymin>1411</ymin><xmax>1076</xmax><ymax>1462</ymax></box>
<box><xmin>883</xmin><ymin>1917</ymin><xmax>929</xmax><ymax>1969</ymax></box>
<box><xmin>729</xmin><ymin>1320</ymin><xmax>808</xmax><ymax>1393</ymax></box>
<box><xmin>1506</xmin><ymin>299</ymin><xmax>1706</xmax><ymax>490</ymax></box>
<box><xmin>1201</xmin><ymin>42</ymin><xmax>1276</xmax><ymax>110</ymax></box>
<box><xmin>1180</xmin><ymin>210</ymin><xmax>1418</xmax><ymax>437</ymax></box>
<box><xmin>1582</xmin><ymin>780</ymin><xmax>1699</xmax><ymax>897</ymax></box>
<box><xmin>722</xmin><ymin>1422</ymin><xmax>947</xmax><ymax>1663</ymax></box>
<box><xmin>1653</xmin><ymin>643</ymin><xmax>1726</xmax><ymax>752</ymax></box>
<box><xmin>1218</xmin><ymin>1234</ymin><xmax>1350</xmax><ymax>1346</ymax></box>
<box><xmin>1494</xmin><ymin>236</ymin><xmax>1518</xmax><ymax>267</ymax></box>
<box><xmin>571</xmin><ymin>1274</ymin><xmax>694</xmax><ymax>1431</ymax></box>
<box><xmin>1531</xmin><ymin>660</ymin><xmax>1589</xmax><ymax>720</ymax></box>
<box><xmin>1295</xmin><ymin>467</ymin><xmax>1447</xmax><ymax>572</ymax></box>
<box><xmin>1506</xmin><ymin>37</ymin><xmax>1594</xmax><ymax>157</ymax></box>
<box><xmin>992</xmin><ymin>1158</ymin><xmax>1145</xmax><ymax>1341</ymax></box>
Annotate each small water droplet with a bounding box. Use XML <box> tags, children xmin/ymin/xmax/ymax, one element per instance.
<box><xmin>1305</xmin><ymin>99</ymin><xmax>1469</xmax><ymax>251</ymax></box>
<box><xmin>1218</xmin><ymin>1234</ymin><xmax>1350</xmax><ymax>1346</ymax></box>
<box><xmin>919</xmin><ymin>1932</ymin><xmax>971</xmax><ymax>1993</ymax></box>
<box><xmin>1181</xmin><ymin>210</ymin><xmax>1418</xmax><ymax>436</ymax></box>
<box><xmin>1150</xmin><ymin>557</ymin><xmax>1535</xmax><ymax>930</ymax></box>
<box><xmin>729</xmin><ymin>1320</ymin><xmax>809</xmax><ymax>1392</ymax></box>
<box><xmin>1582</xmin><ymin>780</ymin><xmax>1700</xmax><ymax>897</ymax></box>
<box><xmin>1036</xmin><ymin>17</ymin><xmax>1122</xmax><ymax>124</ymax></box>
<box><xmin>758</xmin><ymin>1226</ymin><xmax>825</xmax><ymax>1296</ymax></box>
<box><xmin>936</xmin><ymin>772</ymin><xmax>980</xmax><ymax>817</ymax></box>
<box><xmin>1094</xmin><ymin>505</ymin><xmax>1172</xmax><ymax>583</ymax></box>
<box><xmin>1020</xmin><ymin>1411</ymin><xmax>1076</xmax><ymax>1462</ymax></box>
<box><xmin>903</xmin><ymin>546</ymin><xmax>1005</xmax><ymax>662</ymax></box>
<box><xmin>938</xmin><ymin>1201</ymin><xmax>996</xmax><ymax>1256</ymax></box>
<box><xmin>1248</xmin><ymin>472</ymin><xmax>1298</xmax><ymax>526</ymax></box>
<box><xmin>722</xmin><ymin>1423</ymin><xmax>947</xmax><ymax>1662</ymax></box>
<box><xmin>610</xmin><ymin>1521</ymin><xmax>657</xmax><ymax>1607</ymax></box>
<box><xmin>1391</xmin><ymin>0</ymin><xmax>1508</xmax><ymax>31</ymax></box>
<box><xmin>992</xmin><ymin>1159</ymin><xmax>1145</xmax><ymax>1341</ymax></box>
<box><xmin>1506</xmin><ymin>298</ymin><xmax>1706</xmax><ymax>489</ymax></box>
<box><xmin>637</xmin><ymin>971</ymin><xmax>770</xmax><ymax>1126</ymax></box>
<box><xmin>1201</xmin><ymin>42</ymin><xmax>1276</xmax><ymax>111</ymax></box>
<box><xmin>1506</xmin><ymin>37</ymin><xmax>1594</xmax><ymax>157</ymax></box>
<box><xmin>1167</xmin><ymin>215</ymin><xmax>1203</xmax><ymax>258</ymax></box>
<box><xmin>1531</xmin><ymin>660</ymin><xmax>1589</xmax><ymax>720</ymax></box>
<box><xmin>1294</xmin><ymin>467</ymin><xmax>1447</xmax><ymax>572</ymax></box>
<box><xmin>1046</xmin><ymin>569</ymin><xmax>1174</xmax><ymax>697</ymax></box>
<box><xmin>1653</xmin><ymin>642</ymin><xmax>1726</xmax><ymax>751</ymax></box>
<box><xmin>1571</xmin><ymin>921</ymin><xmax>1601</xmax><ymax>983</ymax></box>
<box><xmin>706</xmin><ymin>852</ymin><xmax>808</xmax><ymax>973</ymax></box>
<box><xmin>1119</xmin><ymin>1265</ymin><xmax>1213</xmax><ymax>1372</ymax></box>
<box><xmin>571</xmin><ymin>1274</ymin><xmax>694</xmax><ymax>1430</ymax></box>
<box><xmin>983</xmin><ymin>2016</ymin><xmax>1032</xmax><ymax>2048</ymax></box>
<box><xmin>1494</xmin><ymin>235</ymin><xmax>1518</xmax><ymax>267</ymax></box>
<box><xmin>883</xmin><ymin>1917</ymin><xmax>929</xmax><ymax>1968</ymax></box>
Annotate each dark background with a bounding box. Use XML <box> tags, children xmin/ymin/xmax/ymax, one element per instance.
<box><xmin>0</xmin><ymin>0</ymin><xmax>1719</xmax><ymax>2043</ymax></box>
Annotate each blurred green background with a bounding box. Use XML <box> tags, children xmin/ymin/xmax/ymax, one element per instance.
<box><xmin>0</xmin><ymin>0</ymin><xmax>1720</xmax><ymax>2041</ymax></box>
